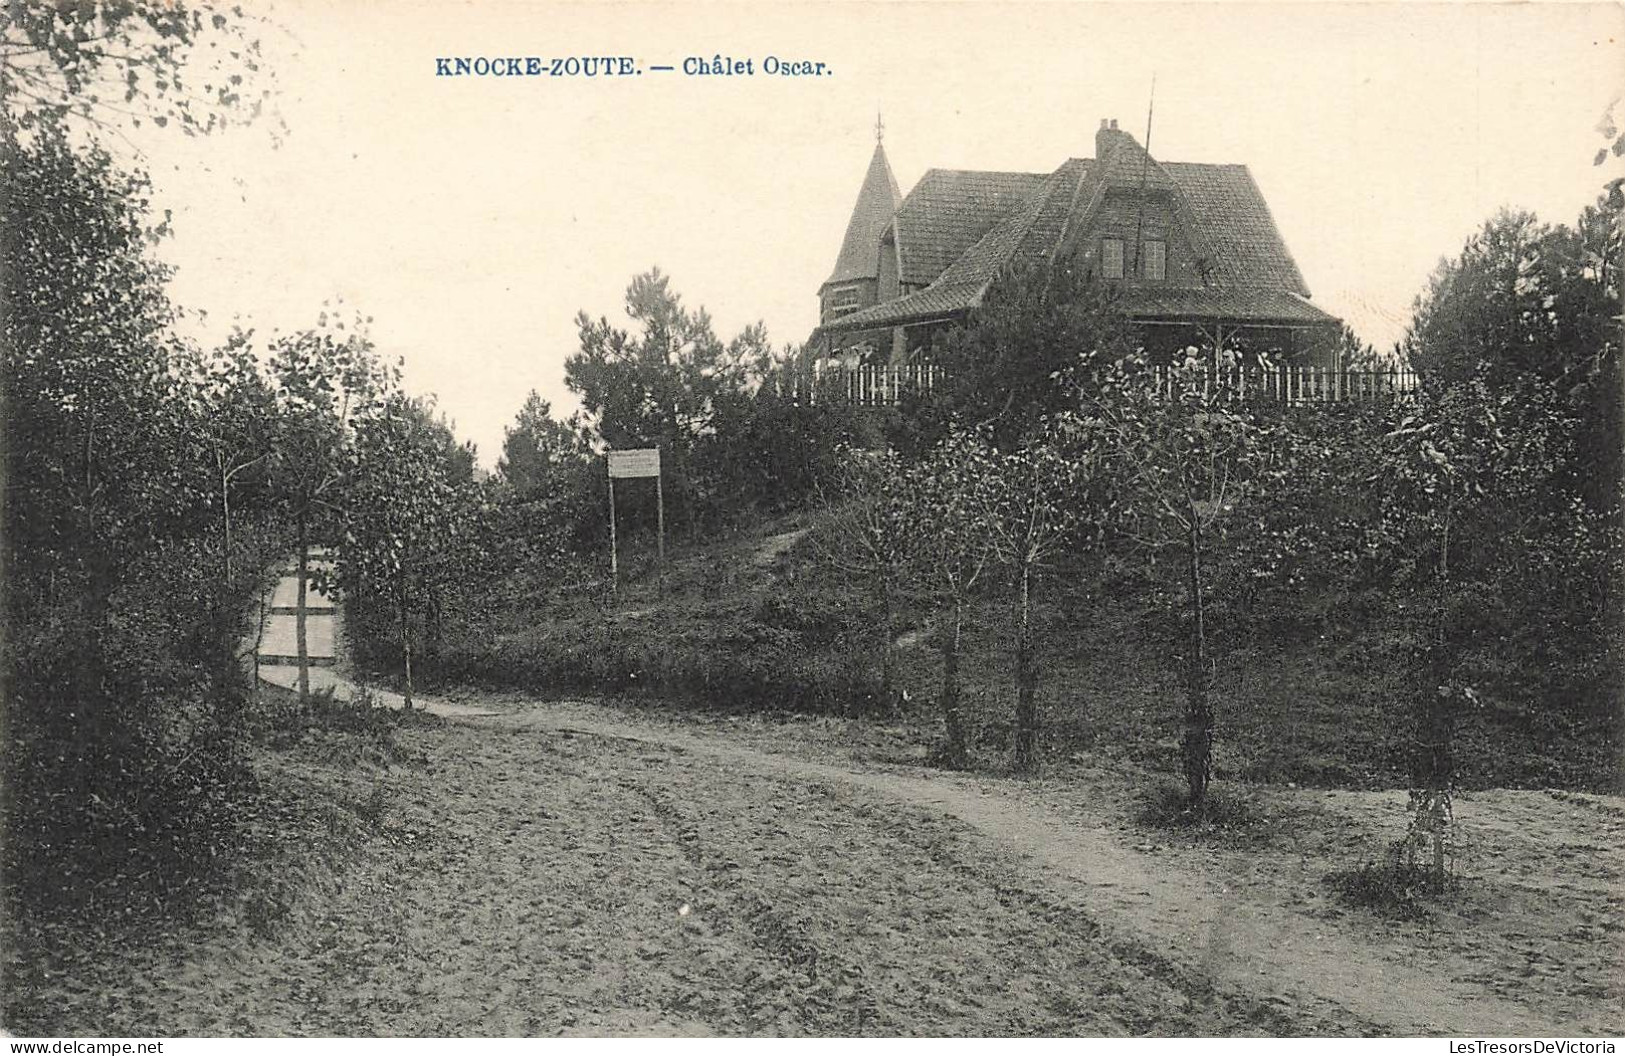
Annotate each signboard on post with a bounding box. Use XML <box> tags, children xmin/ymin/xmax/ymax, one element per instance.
<box><xmin>608</xmin><ymin>448</ymin><xmax>660</xmax><ymax>479</ymax></box>
<box><xmin>605</xmin><ymin>447</ymin><xmax>664</xmax><ymax>595</ymax></box>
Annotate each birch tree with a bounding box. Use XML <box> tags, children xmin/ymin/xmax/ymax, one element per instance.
<box><xmin>341</xmin><ymin>394</ymin><xmax>468</xmax><ymax>710</ymax></box>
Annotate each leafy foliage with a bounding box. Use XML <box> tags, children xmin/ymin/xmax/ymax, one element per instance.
<box><xmin>978</xmin><ymin>427</ymin><xmax>1102</xmax><ymax>770</ymax></box>
<box><xmin>1</xmin><ymin>129</ymin><xmax>290</xmax><ymax>931</ymax></box>
<box><xmin>698</xmin><ymin>387</ymin><xmax>866</xmax><ymax>518</ymax></box>
<box><xmin>1</xmin><ymin>0</ymin><xmax>279</xmax><ymax>139</ymax></box>
<box><xmin>339</xmin><ymin>394</ymin><xmax>473</xmax><ymax>708</ymax></box>
<box><xmin>1082</xmin><ymin>347</ymin><xmax>1281</xmax><ymax>806</ymax></box>
<box><xmin>566</xmin><ymin>268</ymin><xmax>772</xmax><ymax>533</ymax></box>
<box><xmin>922</xmin><ymin>261</ymin><xmax>1135</xmax><ymax>451</ymax></box>
<box><xmin>811</xmin><ymin>447</ymin><xmax>921</xmax><ymax>711</ymax></box>
<box><xmin>906</xmin><ymin>432</ymin><xmax>1001</xmax><ymax>767</ymax></box>
<box><xmin>496</xmin><ymin>390</ymin><xmax>594</xmax><ymax>501</ymax></box>
<box><xmin>1402</xmin><ymin>202</ymin><xmax>1622</xmax><ymax>508</ymax></box>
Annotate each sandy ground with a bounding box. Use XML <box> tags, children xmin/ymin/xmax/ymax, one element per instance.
<box><xmin>11</xmin><ymin>693</ymin><xmax>1620</xmax><ymax>1037</ymax></box>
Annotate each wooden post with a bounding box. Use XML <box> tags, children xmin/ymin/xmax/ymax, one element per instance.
<box><xmin>295</xmin><ymin>523</ymin><xmax>310</xmax><ymax>703</ymax></box>
<box><xmin>656</xmin><ymin>466</ymin><xmax>665</xmax><ymax>598</ymax></box>
<box><xmin>608</xmin><ymin>475</ymin><xmax>618</xmax><ymax>594</ymax></box>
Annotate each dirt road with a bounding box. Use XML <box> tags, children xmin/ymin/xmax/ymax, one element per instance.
<box><xmin>16</xmin><ymin>696</ymin><xmax>1621</xmax><ymax>1037</ymax></box>
<box><xmin>492</xmin><ymin>702</ymin><xmax>1624</xmax><ymax>1038</ymax></box>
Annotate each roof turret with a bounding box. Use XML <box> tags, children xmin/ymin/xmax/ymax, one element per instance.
<box><xmin>822</xmin><ymin>138</ymin><xmax>903</xmax><ymax>288</ymax></box>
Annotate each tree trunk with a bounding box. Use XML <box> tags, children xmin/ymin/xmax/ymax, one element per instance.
<box><xmin>878</xmin><ymin>573</ymin><xmax>896</xmax><ymax>714</ymax></box>
<box><xmin>400</xmin><ymin>593</ymin><xmax>414</xmax><ymax>711</ymax></box>
<box><xmin>426</xmin><ymin>588</ymin><xmax>443</xmax><ymax>664</ymax></box>
<box><xmin>296</xmin><ymin>516</ymin><xmax>310</xmax><ymax>705</ymax></box>
<box><xmin>1414</xmin><ymin>571</ymin><xmax>1454</xmax><ymax>891</ymax></box>
<box><xmin>1014</xmin><ymin>562</ymin><xmax>1038</xmax><ymax>773</ymax></box>
<box><xmin>1183</xmin><ymin>517</ymin><xmax>1213</xmax><ymax>808</ymax></box>
<box><xmin>219</xmin><ymin>455</ymin><xmax>233</xmax><ymax>587</ymax></box>
<box><xmin>940</xmin><ymin>596</ymin><xmax>968</xmax><ymax>768</ymax></box>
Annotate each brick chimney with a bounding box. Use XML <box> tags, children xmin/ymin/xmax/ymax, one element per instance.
<box><xmin>1096</xmin><ymin>118</ymin><xmax>1121</xmax><ymax>162</ymax></box>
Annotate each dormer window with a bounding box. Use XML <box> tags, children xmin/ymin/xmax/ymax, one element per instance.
<box><xmin>1143</xmin><ymin>240</ymin><xmax>1166</xmax><ymax>281</ymax></box>
<box><xmin>1101</xmin><ymin>238</ymin><xmax>1125</xmax><ymax>280</ymax></box>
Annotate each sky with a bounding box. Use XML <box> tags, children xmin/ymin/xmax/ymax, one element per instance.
<box><xmin>118</xmin><ymin>0</ymin><xmax>1625</xmax><ymax>466</ymax></box>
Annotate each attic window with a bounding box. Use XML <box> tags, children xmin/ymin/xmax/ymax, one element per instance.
<box><xmin>1143</xmin><ymin>240</ymin><xmax>1166</xmax><ymax>281</ymax></box>
<box><xmin>1101</xmin><ymin>238</ymin><xmax>1125</xmax><ymax>280</ymax></box>
<box><xmin>830</xmin><ymin>286</ymin><xmax>863</xmax><ymax>314</ymax></box>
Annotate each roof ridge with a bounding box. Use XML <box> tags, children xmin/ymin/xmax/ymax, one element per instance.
<box><xmin>1162</xmin><ymin>160</ymin><xmax>1249</xmax><ymax>170</ymax></box>
<box><xmin>1046</xmin><ymin>159</ymin><xmax>1093</xmax><ymax>264</ymax></box>
<box><xmin>917</xmin><ymin>166</ymin><xmax>1049</xmax><ymax>177</ymax></box>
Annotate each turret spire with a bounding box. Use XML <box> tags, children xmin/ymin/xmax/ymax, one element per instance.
<box><xmin>820</xmin><ymin>123</ymin><xmax>904</xmax><ymax>290</ymax></box>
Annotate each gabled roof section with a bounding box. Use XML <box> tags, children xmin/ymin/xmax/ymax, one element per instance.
<box><xmin>824</xmin><ymin>160</ymin><xmax>1087</xmax><ymax>332</ymax></box>
<box><xmin>823</xmin><ymin>142</ymin><xmax>903</xmax><ymax>288</ymax></box>
<box><xmin>1011</xmin><ymin>158</ymin><xmax>1092</xmax><ymax>266</ymax></box>
<box><xmin>892</xmin><ymin>169</ymin><xmax>1046</xmax><ymax>286</ymax></box>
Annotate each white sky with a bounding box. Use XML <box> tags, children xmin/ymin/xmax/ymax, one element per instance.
<box><xmin>121</xmin><ymin>0</ymin><xmax>1625</xmax><ymax>466</ymax></box>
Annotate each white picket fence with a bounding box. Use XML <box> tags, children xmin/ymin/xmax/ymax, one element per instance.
<box><xmin>770</xmin><ymin>364</ymin><xmax>1420</xmax><ymax>408</ymax></box>
<box><xmin>1145</xmin><ymin>365</ymin><xmax>1423</xmax><ymax>405</ymax></box>
<box><xmin>772</xmin><ymin>364</ymin><xmax>943</xmax><ymax>407</ymax></box>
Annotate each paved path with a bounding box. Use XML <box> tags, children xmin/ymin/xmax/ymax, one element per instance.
<box><xmin>254</xmin><ymin>547</ymin><xmax>497</xmax><ymax>719</ymax></box>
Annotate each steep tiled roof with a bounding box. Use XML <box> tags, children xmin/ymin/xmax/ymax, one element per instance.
<box><xmin>1094</xmin><ymin>127</ymin><xmax>1178</xmax><ymax>193</ymax></box>
<box><xmin>823</xmin><ymin>142</ymin><xmax>903</xmax><ymax>287</ymax></box>
<box><xmin>1163</xmin><ymin>162</ymin><xmax>1311</xmax><ymax>295</ymax></box>
<box><xmin>1010</xmin><ymin>159</ymin><xmax>1091</xmax><ymax>266</ymax></box>
<box><xmin>820</xmin><ymin>131</ymin><xmax>1334</xmax><ymax>335</ymax></box>
<box><xmin>892</xmin><ymin>169</ymin><xmax>1046</xmax><ymax>286</ymax></box>
<box><xmin>821</xmin><ymin>159</ymin><xmax>1088</xmax><ymax>331</ymax></box>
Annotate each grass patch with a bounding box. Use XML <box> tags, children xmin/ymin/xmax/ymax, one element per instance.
<box><xmin>251</xmin><ymin>682</ymin><xmax>443</xmax><ymax>766</ymax></box>
<box><xmin>1135</xmin><ymin>781</ymin><xmax>1268</xmax><ymax>835</ymax></box>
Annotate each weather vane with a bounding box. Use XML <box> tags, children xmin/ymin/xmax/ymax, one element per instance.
<box><xmin>875</xmin><ymin>110</ymin><xmax>885</xmax><ymax>144</ymax></box>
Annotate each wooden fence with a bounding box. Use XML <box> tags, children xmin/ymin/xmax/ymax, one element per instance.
<box><xmin>771</xmin><ymin>364</ymin><xmax>943</xmax><ymax>407</ymax></box>
<box><xmin>1145</xmin><ymin>365</ymin><xmax>1422</xmax><ymax>405</ymax></box>
<box><xmin>769</xmin><ymin>364</ymin><xmax>1420</xmax><ymax>408</ymax></box>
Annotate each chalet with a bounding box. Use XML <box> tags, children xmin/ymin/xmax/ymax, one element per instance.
<box><xmin>812</xmin><ymin>119</ymin><xmax>1340</xmax><ymax>366</ymax></box>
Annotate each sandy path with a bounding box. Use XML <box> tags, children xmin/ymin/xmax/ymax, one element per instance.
<box><xmin>482</xmin><ymin>700</ymin><xmax>1620</xmax><ymax>1037</ymax></box>
<box><xmin>15</xmin><ymin>705</ymin><xmax>1355</xmax><ymax>1036</ymax></box>
<box><xmin>15</xmin><ymin>691</ymin><xmax>1616</xmax><ymax>1036</ymax></box>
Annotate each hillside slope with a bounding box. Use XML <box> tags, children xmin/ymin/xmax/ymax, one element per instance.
<box><xmin>414</xmin><ymin>512</ymin><xmax>1621</xmax><ymax>794</ymax></box>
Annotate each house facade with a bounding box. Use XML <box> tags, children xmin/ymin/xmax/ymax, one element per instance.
<box><xmin>812</xmin><ymin>119</ymin><xmax>1340</xmax><ymax>366</ymax></box>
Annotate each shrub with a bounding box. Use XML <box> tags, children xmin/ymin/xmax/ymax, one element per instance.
<box><xmin>2</xmin><ymin>521</ymin><xmax>288</xmax><ymax>931</ymax></box>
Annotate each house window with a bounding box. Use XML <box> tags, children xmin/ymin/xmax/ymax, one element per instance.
<box><xmin>1101</xmin><ymin>238</ymin><xmax>1125</xmax><ymax>279</ymax></box>
<box><xmin>829</xmin><ymin>286</ymin><xmax>863</xmax><ymax>315</ymax></box>
<box><xmin>1143</xmin><ymin>240</ymin><xmax>1166</xmax><ymax>280</ymax></box>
